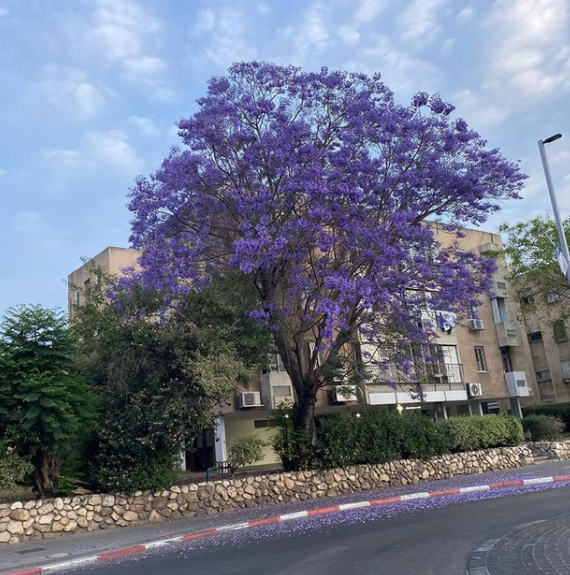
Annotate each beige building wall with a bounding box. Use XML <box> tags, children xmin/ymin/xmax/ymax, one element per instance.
<box><xmin>224</xmin><ymin>417</ymin><xmax>280</xmax><ymax>466</ymax></box>
<box><xmin>67</xmin><ymin>247</ymin><xmax>141</xmax><ymax>320</ymax></box>
<box><xmin>518</xmin><ymin>297</ymin><xmax>570</xmax><ymax>406</ymax></box>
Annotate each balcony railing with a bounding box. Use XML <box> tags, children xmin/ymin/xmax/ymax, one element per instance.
<box><xmin>365</xmin><ymin>362</ymin><xmax>464</xmax><ymax>388</ymax></box>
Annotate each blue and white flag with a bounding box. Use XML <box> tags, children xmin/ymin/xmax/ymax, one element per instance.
<box><xmin>546</xmin><ymin>236</ymin><xmax>569</xmax><ymax>277</ymax></box>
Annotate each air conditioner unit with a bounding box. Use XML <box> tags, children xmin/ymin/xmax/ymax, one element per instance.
<box><xmin>466</xmin><ymin>382</ymin><xmax>483</xmax><ymax>398</ymax></box>
<box><xmin>468</xmin><ymin>318</ymin><xmax>485</xmax><ymax>331</ymax></box>
<box><xmin>505</xmin><ymin>371</ymin><xmax>530</xmax><ymax>398</ymax></box>
<box><xmin>333</xmin><ymin>385</ymin><xmax>358</xmax><ymax>403</ymax></box>
<box><xmin>238</xmin><ymin>391</ymin><xmax>262</xmax><ymax>408</ymax></box>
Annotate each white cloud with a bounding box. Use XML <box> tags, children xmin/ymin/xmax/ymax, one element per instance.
<box><xmin>456</xmin><ymin>0</ymin><xmax>570</xmax><ymax>129</ymax></box>
<box><xmin>42</xmin><ymin>131</ymin><xmax>143</xmax><ymax>177</ymax></box>
<box><xmin>86</xmin><ymin>130</ymin><xmax>144</xmax><ymax>174</ymax></box>
<box><xmin>42</xmin><ymin>149</ymin><xmax>83</xmax><ymax>166</ymax></box>
<box><xmin>190</xmin><ymin>7</ymin><xmax>258</xmax><ymax>68</ymax></box>
<box><xmin>355</xmin><ymin>0</ymin><xmax>388</xmax><ymax>23</ymax></box>
<box><xmin>338</xmin><ymin>25</ymin><xmax>361</xmax><ymax>46</ymax></box>
<box><xmin>30</xmin><ymin>66</ymin><xmax>106</xmax><ymax>122</ymax></box>
<box><xmin>345</xmin><ymin>35</ymin><xmax>443</xmax><ymax>96</ymax></box>
<box><xmin>70</xmin><ymin>0</ymin><xmax>172</xmax><ymax>99</ymax></box>
<box><xmin>127</xmin><ymin>115</ymin><xmax>161</xmax><ymax>137</ymax></box>
<box><xmin>277</xmin><ymin>3</ymin><xmax>330</xmax><ymax>64</ymax></box>
<box><xmin>396</xmin><ymin>0</ymin><xmax>449</xmax><ymax>44</ymax></box>
<box><xmin>89</xmin><ymin>0</ymin><xmax>160</xmax><ymax>63</ymax></box>
<box><xmin>193</xmin><ymin>8</ymin><xmax>216</xmax><ymax>33</ymax></box>
<box><xmin>456</xmin><ymin>7</ymin><xmax>475</xmax><ymax>23</ymax></box>
<box><xmin>123</xmin><ymin>55</ymin><xmax>166</xmax><ymax>76</ymax></box>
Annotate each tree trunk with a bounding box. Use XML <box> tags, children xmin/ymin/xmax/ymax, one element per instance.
<box><xmin>32</xmin><ymin>452</ymin><xmax>57</xmax><ymax>499</ymax></box>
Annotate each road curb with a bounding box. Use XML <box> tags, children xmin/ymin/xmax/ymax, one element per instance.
<box><xmin>4</xmin><ymin>473</ymin><xmax>570</xmax><ymax>575</ymax></box>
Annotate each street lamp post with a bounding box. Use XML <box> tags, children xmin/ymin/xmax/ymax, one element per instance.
<box><xmin>538</xmin><ymin>133</ymin><xmax>570</xmax><ymax>289</ymax></box>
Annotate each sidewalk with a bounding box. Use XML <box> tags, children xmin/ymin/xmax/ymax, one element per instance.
<box><xmin>2</xmin><ymin>459</ymin><xmax>570</xmax><ymax>575</ymax></box>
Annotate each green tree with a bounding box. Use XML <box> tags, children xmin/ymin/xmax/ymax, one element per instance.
<box><xmin>499</xmin><ymin>216</ymin><xmax>570</xmax><ymax>310</ymax></box>
<box><xmin>72</xmin><ymin>270</ymin><xmax>269</xmax><ymax>493</ymax></box>
<box><xmin>0</xmin><ymin>305</ymin><xmax>93</xmax><ymax>497</ymax></box>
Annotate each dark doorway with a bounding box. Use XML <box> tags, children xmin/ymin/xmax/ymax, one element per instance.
<box><xmin>186</xmin><ymin>429</ymin><xmax>215</xmax><ymax>471</ymax></box>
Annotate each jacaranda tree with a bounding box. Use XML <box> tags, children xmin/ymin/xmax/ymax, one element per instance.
<box><xmin>128</xmin><ymin>63</ymin><xmax>525</xmax><ymax>465</ymax></box>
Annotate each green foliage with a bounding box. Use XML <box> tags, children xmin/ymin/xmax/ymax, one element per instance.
<box><xmin>312</xmin><ymin>411</ymin><xmax>450</xmax><ymax>469</ymax></box>
<box><xmin>438</xmin><ymin>414</ymin><xmax>523</xmax><ymax>452</ymax></box>
<box><xmin>270</xmin><ymin>403</ymin><xmax>310</xmax><ymax>470</ymax></box>
<box><xmin>71</xmin><ymin>269</ymin><xmax>269</xmax><ymax>493</ymax></box>
<box><xmin>306</xmin><ymin>412</ymin><xmax>524</xmax><ymax>470</ymax></box>
<box><xmin>523</xmin><ymin>404</ymin><xmax>570</xmax><ymax>432</ymax></box>
<box><xmin>0</xmin><ymin>305</ymin><xmax>94</xmax><ymax>497</ymax></box>
<box><xmin>401</xmin><ymin>413</ymin><xmax>451</xmax><ymax>459</ymax></box>
<box><xmin>227</xmin><ymin>436</ymin><xmax>267</xmax><ymax>476</ymax></box>
<box><xmin>522</xmin><ymin>414</ymin><xmax>565</xmax><ymax>441</ymax></box>
<box><xmin>499</xmin><ymin>216</ymin><xmax>570</xmax><ymax>310</ymax></box>
<box><xmin>0</xmin><ymin>440</ymin><xmax>32</xmax><ymax>491</ymax></box>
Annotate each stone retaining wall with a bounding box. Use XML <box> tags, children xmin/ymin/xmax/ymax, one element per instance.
<box><xmin>527</xmin><ymin>440</ymin><xmax>570</xmax><ymax>461</ymax></box>
<box><xmin>0</xmin><ymin>445</ymin><xmax>533</xmax><ymax>544</ymax></box>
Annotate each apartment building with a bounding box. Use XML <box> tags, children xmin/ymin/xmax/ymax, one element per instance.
<box><xmin>68</xmin><ymin>230</ymin><xmax>537</xmax><ymax>469</ymax></box>
<box><xmin>515</xmin><ymin>292</ymin><xmax>570</xmax><ymax>406</ymax></box>
<box><xmin>67</xmin><ymin>247</ymin><xmax>140</xmax><ymax>321</ymax></box>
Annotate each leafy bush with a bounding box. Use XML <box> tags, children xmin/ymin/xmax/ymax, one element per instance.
<box><xmin>401</xmin><ymin>414</ymin><xmax>451</xmax><ymax>459</ymax></box>
<box><xmin>523</xmin><ymin>414</ymin><xmax>565</xmax><ymax>441</ymax></box>
<box><xmin>313</xmin><ymin>411</ymin><xmax>450</xmax><ymax>469</ymax></box>
<box><xmin>227</xmin><ymin>436</ymin><xmax>267</xmax><ymax>476</ymax></box>
<box><xmin>439</xmin><ymin>414</ymin><xmax>523</xmax><ymax>452</ymax></box>
<box><xmin>0</xmin><ymin>442</ymin><xmax>32</xmax><ymax>491</ymax></box>
<box><xmin>523</xmin><ymin>404</ymin><xmax>570</xmax><ymax>432</ymax></box>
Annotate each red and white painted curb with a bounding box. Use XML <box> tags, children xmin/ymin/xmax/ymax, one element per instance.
<box><xmin>4</xmin><ymin>473</ymin><xmax>570</xmax><ymax>575</ymax></box>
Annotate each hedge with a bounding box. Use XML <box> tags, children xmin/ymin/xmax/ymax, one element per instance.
<box><xmin>438</xmin><ymin>414</ymin><xmax>523</xmax><ymax>452</ymax></box>
<box><xmin>523</xmin><ymin>404</ymin><xmax>570</xmax><ymax>432</ymax></box>
<box><xmin>522</xmin><ymin>414</ymin><xmax>565</xmax><ymax>441</ymax></box>
<box><xmin>313</xmin><ymin>412</ymin><xmax>523</xmax><ymax>469</ymax></box>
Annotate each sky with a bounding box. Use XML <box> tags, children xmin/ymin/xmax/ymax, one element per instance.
<box><xmin>0</xmin><ymin>0</ymin><xmax>569</xmax><ymax>317</ymax></box>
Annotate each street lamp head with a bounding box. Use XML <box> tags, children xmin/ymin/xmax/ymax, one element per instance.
<box><xmin>543</xmin><ymin>133</ymin><xmax>562</xmax><ymax>144</ymax></box>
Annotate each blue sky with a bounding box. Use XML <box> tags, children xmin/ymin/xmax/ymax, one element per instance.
<box><xmin>1</xmin><ymin>0</ymin><xmax>569</xmax><ymax>317</ymax></box>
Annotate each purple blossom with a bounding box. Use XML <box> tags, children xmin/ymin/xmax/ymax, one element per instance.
<box><xmin>127</xmin><ymin>62</ymin><xmax>526</xmax><ymax>439</ymax></box>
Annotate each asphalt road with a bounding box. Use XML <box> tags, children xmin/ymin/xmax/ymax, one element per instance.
<box><xmin>69</xmin><ymin>480</ymin><xmax>570</xmax><ymax>575</ymax></box>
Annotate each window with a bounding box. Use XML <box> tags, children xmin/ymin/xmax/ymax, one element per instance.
<box><xmin>561</xmin><ymin>360</ymin><xmax>570</xmax><ymax>381</ymax></box>
<box><xmin>482</xmin><ymin>401</ymin><xmax>500</xmax><ymax>415</ymax></box>
<box><xmin>501</xmin><ymin>348</ymin><xmax>513</xmax><ymax>372</ymax></box>
<box><xmin>273</xmin><ymin>385</ymin><xmax>292</xmax><ymax>398</ymax></box>
<box><xmin>269</xmin><ymin>353</ymin><xmax>287</xmax><ymax>373</ymax></box>
<box><xmin>491</xmin><ymin>297</ymin><xmax>509</xmax><ymax>324</ymax></box>
<box><xmin>535</xmin><ymin>369</ymin><xmax>552</xmax><ymax>382</ymax></box>
<box><xmin>553</xmin><ymin>320</ymin><xmax>568</xmax><ymax>343</ymax></box>
<box><xmin>254</xmin><ymin>420</ymin><xmax>278</xmax><ymax>429</ymax></box>
<box><xmin>520</xmin><ymin>295</ymin><xmax>533</xmax><ymax>306</ymax></box>
<box><xmin>474</xmin><ymin>346</ymin><xmax>488</xmax><ymax>372</ymax></box>
<box><xmin>528</xmin><ymin>331</ymin><xmax>543</xmax><ymax>343</ymax></box>
<box><xmin>74</xmin><ymin>289</ymin><xmax>80</xmax><ymax>306</ymax></box>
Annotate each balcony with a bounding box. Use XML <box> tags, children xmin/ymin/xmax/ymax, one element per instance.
<box><xmin>495</xmin><ymin>322</ymin><xmax>519</xmax><ymax>347</ymax></box>
<box><xmin>366</xmin><ymin>362</ymin><xmax>467</xmax><ymax>405</ymax></box>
